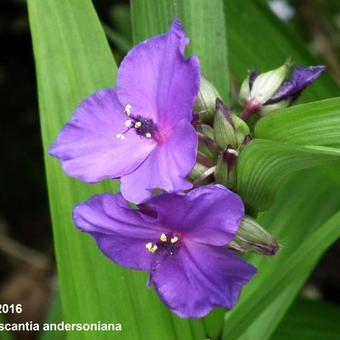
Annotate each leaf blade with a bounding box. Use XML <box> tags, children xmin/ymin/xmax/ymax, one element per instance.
<box><xmin>28</xmin><ymin>0</ymin><xmax>203</xmax><ymax>339</ymax></box>
<box><xmin>237</xmin><ymin>139</ymin><xmax>340</xmax><ymax>210</ymax></box>
<box><xmin>255</xmin><ymin>98</ymin><xmax>340</xmax><ymax>147</ymax></box>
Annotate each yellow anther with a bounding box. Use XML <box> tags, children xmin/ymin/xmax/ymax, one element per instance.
<box><xmin>116</xmin><ymin>133</ymin><xmax>125</xmax><ymax>140</ymax></box>
<box><xmin>125</xmin><ymin>119</ymin><xmax>132</xmax><ymax>127</ymax></box>
<box><xmin>134</xmin><ymin>122</ymin><xmax>142</xmax><ymax>128</ymax></box>
<box><xmin>145</xmin><ymin>242</ymin><xmax>158</xmax><ymax>253</ymax></box>
<box><xmin>124</xmin><ymin>104</ymin><xmax>132</xmax><ymax>115</ymax></box>
<box><xmin>160</xmin><ymin>233</ymin><xmax>167</xmax><ymax>242</ymax></box>
<box><xmin>145</xmin><ymin>132</ymin><xmax>152</xmax><ymax>138</ymax></box>
<box><xmin>170</xmin><ymin>236</ymin><xmax>179</xmax><ymax>244</ymax></box>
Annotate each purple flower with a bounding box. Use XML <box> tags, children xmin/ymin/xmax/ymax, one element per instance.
<box><xmin>240</xmin><ymin>65</ymin><xmax>325</xmax><ymax>118</ymax></box>
<box><xmin>73</xmin><ymin>185</ymin><xmax>256</xmax><ymax>318</ymax></box>
<box><xmin>49</xmin><ymin>19</ymin><xmax>200</xmax><ymax>204</ymax></box>
<box><xmin>265</xmin><ymin>65</ymin><xmax>326</xmax><ymax>105</ymax></box>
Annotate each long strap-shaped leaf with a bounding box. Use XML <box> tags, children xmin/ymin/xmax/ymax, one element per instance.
<box><xmin>223</xmin><ymin>193</ymin><xmax>340</xmax><ymax>339</ymax></box>
<box><xmin>237</xmin><ymin>139</ymin><xmax>340</xmax><ymax>210</ymax></box>
<box><xmin>272</xmin><ymin>299</ymin><xmax>340</xmax><ymax>340</ymax></box>
<box><xmin>225</xmin><ymin>166</ymin><xmax>340</xmax><ymax>339</ymax></box>
<box><xmin>28</xmin><ymin>1</ymin><xmax>205</xmax><ymax>339</ymax></box>
<box><xmin>131</xmin><ymin>0</ymin><xmax>230</xmax><ymax>102</ymax></box>
<box><xmin>255</xmin><ymin>97</ymin><xmax>340</xmax><ymax>147</ymax></box>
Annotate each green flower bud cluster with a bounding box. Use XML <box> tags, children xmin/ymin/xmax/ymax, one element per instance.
<box><xmin>229</xmin><ymin>216</ymin><xmax>280</xmax><ymax>256</ymax></box>
<box><xmin>194</xmin><ymin>77</ymin><xmax>250</xmax><ymax>190</ymax></box>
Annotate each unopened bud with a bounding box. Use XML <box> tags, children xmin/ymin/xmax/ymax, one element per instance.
<box><xmin>231</xmin><ymin>114</ymin><xmax>250</xmax><ymax>146</ymax></box>
<box><xmin>198</xmin><ymin>124</ymin><xmax>219</xmax><ymax>161</ymax></box>
<box><xmin>213</xmin><ymin>99</ymin><xmax>237</xmax><ymax>149</ymax></box>
<box><xmin>214</xmin><ymin>98</ymin><xmax>250</xmax><ymax>148</ymax></box>
<box><xmin>240</xmin><ymin>63</ymin><xmax>289</xmax><ymax>119</ymax></box>
<box><xmin>214</xmin><ymin>147</ymin><xmax>238</xmax><ymax>189</ymax></box>
<box><xmin>215</xmin><ymin>154</ymin><xmax>229</xmax><ymax>187</ymax></box>
<box><xmin>260</xmin><ymin>65</ymin><xmax>326</xmax><ymax>116</ymax></box>
<box><xmin>189</xmin><ymin>163</ymin><xmax>209</xmax><ymax>182</ymax></box>
<box><xmin>250</xmin><ymin>64</ymin><xmax>288</xmax><ymax>103</ymax></box>
<box><xmin>195</xmin><ymin>77</ymin><xmax>221</xmax><ymax>123</ymax></box>
<box><xmin>230</xmin><ymin>216</ymin><xmax>280</xmax><ymax>256</ymax></box>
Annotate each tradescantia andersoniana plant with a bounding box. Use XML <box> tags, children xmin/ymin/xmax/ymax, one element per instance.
<box><xmin>49</xmin><ymin>18</ymin><xmax>326</xmax><ymax>319</ymax></box>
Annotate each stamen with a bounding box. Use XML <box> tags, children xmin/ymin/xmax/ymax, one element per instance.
<box><xmin>171</xmin><ymin>236</ymin><xmax>179</xmax><ymax>244</ymax></box>
<box><xmin>125</xmin><ymin>119</ymin><xmax>133</xmax><ymax>127</ymax></box>
<box><xmin>118</xmin><ymin>109</ymin><xmax>157</xmax><ymax>140</ymax></box>
<box><xmin>124</xmin><ymin>104</ymin><xmax>132</xmax><ymax>116</ymax></box>
<box><xmin>116</xmin><ymin>133</ymin><xmax>125</xmax><ymax>140</ymax></box>
<box><xmin>160</xmin><ymin>233</ymin><xmax>167</xmax><ymax>242</ymax></box>
<box><xmin>145</xmin><ymin>242</ymin><xmax>158</xmax><ymax>253</ymax></box>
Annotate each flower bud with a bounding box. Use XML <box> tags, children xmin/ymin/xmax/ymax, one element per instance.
<box><xmin>214</xmin><ymin>147</ymin><xmax>238</xmax><ymax>189</ymax></box>
<box><xmin>189</xmin><ymin>163</ymin><xmax>209</xmax><ymax>182</ymax></box>
<box><xmin>215</xmin><ymin>154</ymin><xmax>229</xmax><ymax>187</ymax></box>
<box><xmin>240</xmin><ymin>63</ymin><xmax>289</xmax><ymax>119</ymax></box>
<box><xmin>230</xmin><ymin>216</ymin><xmax>280</xmax><ymax>256</ymax></box>
<box><xmin>240</xmin><ymin>63</ymin><xmax>325</xmax><ymax>119</ymax></box>
<box><xmin>249</xmin><ymin>64</ymin><xmax>289</xmax><ymax>103</ymax></box>
<box><xmin>213</xmin><ymin>99</ymin><xmax>250</xmax><ymax>149</ymax></box>
<box><xmin>231</xmin><ymin>114</ymin><xmax>250</xmax><ymax>147</ymax></box>
<box><xmin>213</xmin><ymin>100</ymin><xmax>237</xmax><ymax>149</ymax></box>
<box><xmin>198</xmin><ymin>124</ymin><xmax>219</xmax><ymax>161</ymax></box>
<box><xmin>195</xmin><ymin>77</ymin><xmax>221</xmax><ymax>123</ymax></box>
<box><xmin>260</xmin><ymin>65</ymin><xmax>326</xmax><ymax>116</ymax></box>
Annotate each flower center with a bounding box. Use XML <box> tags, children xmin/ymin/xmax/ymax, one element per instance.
<box><xmin>116</xmin><ymin>104</ymin><xmax>158</xmax><ymax>140</ymax></box>
<box><xmin>145</xmin><ymin>232</ymin><xmax>181</xmax><ymax>256</ymax></box>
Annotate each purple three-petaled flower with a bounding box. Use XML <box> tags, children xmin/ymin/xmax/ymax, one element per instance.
<box><xmin>49</xmin><ymin>19</ymin><xmax>200</xmax><ymax>204</ymax></box>
<box><xmin>73</xmin><ymin>185</ymin><xmax>256</xmax><ymax>318</ymax></box>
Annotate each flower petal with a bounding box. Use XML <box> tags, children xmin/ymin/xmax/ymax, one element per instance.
<box><xmin>120</xmin><ymin>119</ymin><xmax>198</xmax><ymax>203</ymax></box>
<box><xmin>73</xmin><ymin>193</ymin><xmax>164</xmax><ymax>270</ymax></box>
<box><xmin>151</xmin><ymin>242</ymin><xmax>256</xmax><ymax>318</ymax></box>
<box><xmin>116</xmin><ymin>18</ymin><xmax>200</xmax><ymax>128</ymax></box>
<box><xmin>267</xmin><ymin>65</ymin><xmax>326</xmax><ymax>104</ymax></box>
<box><xmin>146</xmin><ymin>185</ymin><xmax>244</xmax><ymax>246</ymax></box>
<box><xmin>49</xmin><ymin>89</ymin><xmax>156</xmax><ymax>183</ymax></box>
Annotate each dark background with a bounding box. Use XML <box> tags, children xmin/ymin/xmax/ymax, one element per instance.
<box><xmin>0</xmin><ymin>0</ymin><xmax>339</xmax><ymax>339</ymax></box>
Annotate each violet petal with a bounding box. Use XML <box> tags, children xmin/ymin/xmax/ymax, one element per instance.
<box><xmin>120</xmin><ymin>119</ymin><xmax>198</xmax><ymax>203</ymax></box>
<box><xmin>116</xmin><ymin>18</ymin><xmax>200</xmax><ymax>129</ymax></box>
<box><xmin>73</xmin><ymin>193</ymin><xmax>164</xmax><ymax>271</ymax></box>
<box><xmin>146</xmin><ymin>184</ymin><xmax>244</xmax><ymax>246</ymax></box>
<box><xmin>151</xmin><ymin>242</ymin><xmax>256</xmax><ymax>318</ymax></box>
<box><xmin>266</xmin><ymin>65</ymin><xmax>325</xmax><ymax>104</ymax></box>
<box><xmin>49</xmin><ymin>89</ymin><xmax>156</xmax><ymax>183</ymax></box>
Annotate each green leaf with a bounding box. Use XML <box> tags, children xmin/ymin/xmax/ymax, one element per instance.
<box><xmin>223</xmin><ymin>169</ymin><xmax>340</xmax><ymax>339</ymax></box>
<box><xmin>28</xmin><ymin>0</ymin><xmax>205</xmax><ymax>339</ymax></box>
<box><xmin>131</xmin><ymin>0</ymin><xmax>230</xmax><ymax>101</ymax></box>
<box><xmin>225</xmin><ymin>0</ymin><xmax>339</xmax><ymax>101</ymax></box>
<box><xmin>0</xmin><ymin>317</ymin><xmax>13</xmax><ymax>340</ymax></box>
<box><xmin>255</xmin><ymin>97</ymin><xmax>340</xmax><ymax>147</ymax></box>
<box><xmin>237</xmin><ymin>139</ymin><xmax>340</xmax><ymax>210</ymax></box>
<box><xmin>39</xmin><ymin>293</ymin><xmax>65</xmax><ymax>340</ymax></box>
<box><xmin>222</xmin><ymin>1</ymin><xmax>340</xmax><ymax>339</ymax></box>
<box><xmin>272</xmin><ymin>299</ymin><xmax>340</xmax><ymax>340</ymax></box>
